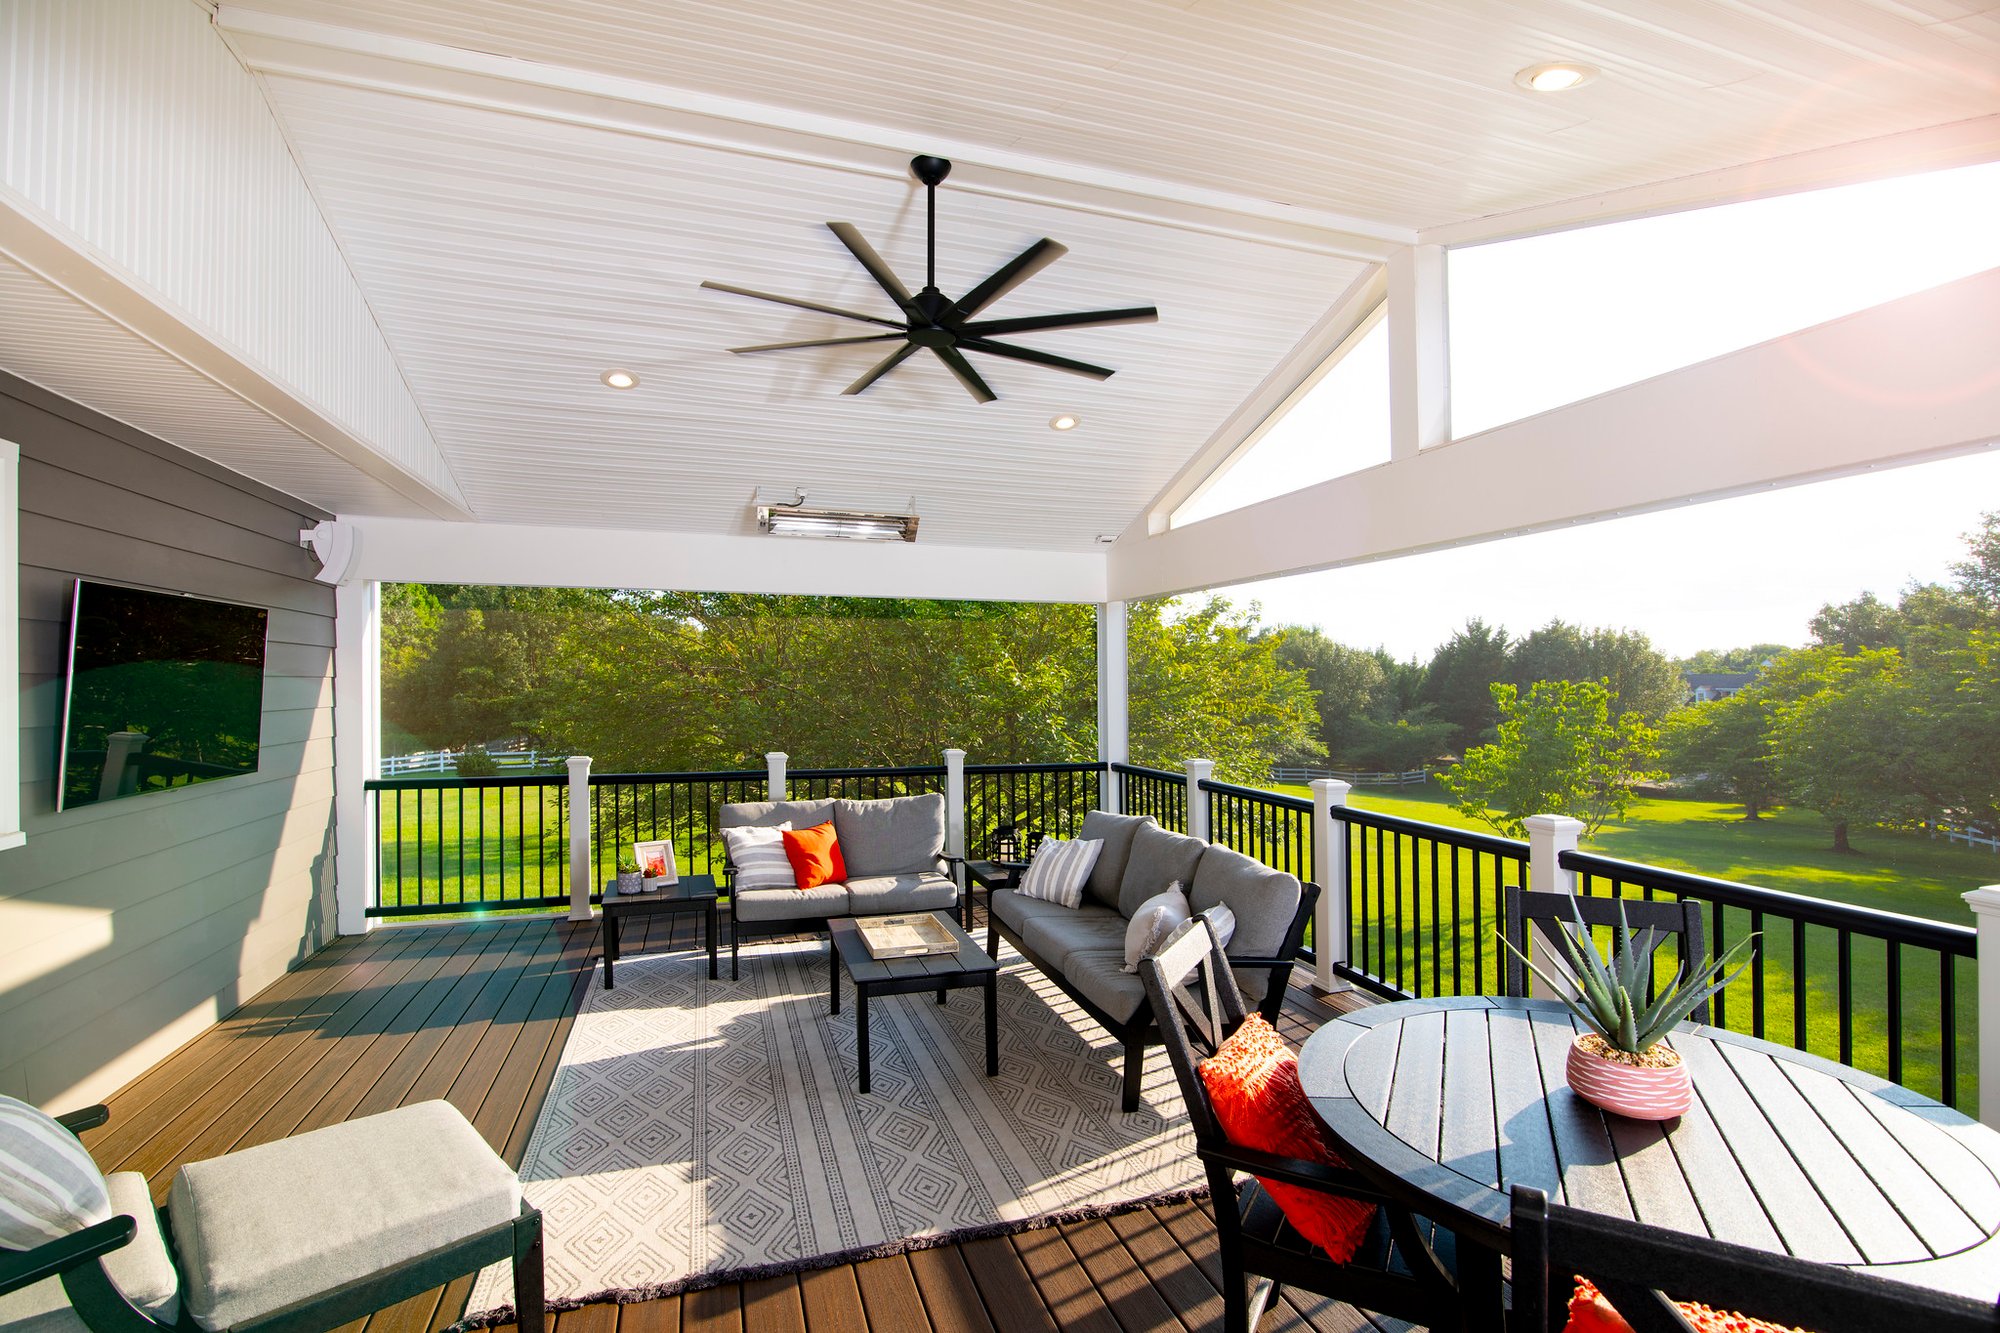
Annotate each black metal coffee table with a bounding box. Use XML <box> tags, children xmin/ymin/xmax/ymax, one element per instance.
<box><xmin>600</xmin><ymin>873</ymin><xmax>719</xmax><ymax>988</ymax></box>
<box><xmin>828</xmin><ymin>912</ymin><xmax>1000</xmax><ymax>1094</ymax></box>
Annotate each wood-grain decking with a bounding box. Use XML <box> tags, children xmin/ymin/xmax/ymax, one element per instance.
<box><xmin>78</xmin><ymin>911</ymin><xmax>1404</xmax><ymax>1333</ymax></box>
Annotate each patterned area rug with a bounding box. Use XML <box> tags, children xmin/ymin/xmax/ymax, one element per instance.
<box><xmin>465</xmin><ymin>935</ymin><xmax>1201</xmax><ymax>1320</ymax></box>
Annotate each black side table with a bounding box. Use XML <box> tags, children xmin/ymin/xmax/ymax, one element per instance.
<box><xmin>600</xmin><ymin>873</ymin><xmax>719</xmax><ymax>988</ymax></box>
<box><xmin>962</xmin><ymin>859</ymin><xmax>1027</xmax><ymax>935</ymax></box>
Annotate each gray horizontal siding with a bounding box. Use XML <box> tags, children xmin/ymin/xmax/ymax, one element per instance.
<box><xmin>1</xmin><ymin>370</ymin><xmax>340</xmax><ymax>1108</ymax></box>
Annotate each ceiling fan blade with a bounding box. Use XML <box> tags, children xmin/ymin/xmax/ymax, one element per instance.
<box><xmin>960</xmin><ymin>306</ymin><xmax>1159</xmax><ymax>338</ymax></box>
<box><xmin>700</xmin><ymin>280</ymin><xmax>905</xmax><ymax>330</ymax></box>
<box><xmin>842</xmin><ymin>342</ymin><xmax>921</xmax><ymax>395</ymax></box>
<box><xmin>827</xmin><ymin>223</ymin><xmax>916</xmax><ymax>312</ymax></box>
<box><xmin>944</xmin><ymin>238</ymin><xmax>1067</xmax><ymax>324</ymax></box>
<box><xmin>933</xmin><ymin>345</ymin><xmax>998</xmax><ymax>403</ymax></box>
<box><xmin>728</xmin><ymin>333</ymin><xmax>905</xmax><ymax>354</ymax></box>
<box><xmin>961</xmin><ymin>337</ymin><xmax>1115</xmax><ymax>381</ymax></box>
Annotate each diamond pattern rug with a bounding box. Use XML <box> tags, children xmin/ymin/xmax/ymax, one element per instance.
<box><xmin>464</xmin><ymin>935</ymin><xmax>1200</xmax><ymax>1319</ymax></box>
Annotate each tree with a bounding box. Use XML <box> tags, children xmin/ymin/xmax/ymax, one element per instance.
<box><xmin>1344</xmin><ymin>709</ymin><xmax>1457</xmax><ymax>771</ymax></box>
<box><xmin>1764</xmin><ymin>648</ymin><xmax>1925</xmax><ymax>853</ymax></box>
<box><xmin>1809</xmin><ymin>591</ymin><xmax>1907</xmax><ymax>652</ymax></box>
<box><xmin>1272</xmin><ymin>628</ymin><xmax>1387</xmax><ymax>764</ymax></box>
<box><xmin>1438</xmin><ymin>679</ymin><xmax>1663</xmax><ymax>839</ymax></box>
<box><xmin>1658</xmin><ymin>690</ymin><xmax>1784</xmax><ymax>819</ymax></box>
<box><xmin>1951</xmin><ymin>511</ymin><xmax>2000</xmax><ymax>607</ymax></box>
<box><xmin>1507</xmin><ymin>620</ymin><xmax>1684</xmax><ymax>721</ymax></box>
<box><xmin>1676</xmin><ymin>645</ymin><xmax>1788</xmax><ymax>674</ymax></box>
<box><xmin>1419</xmin><ymin>619</ymin><xmax>1511</xmax><ymax>753</ymax></box>
<box><xmin>1127</xmin><ymin>598</ymin><xmax>1324</xmax><ymax>784</ymax></box>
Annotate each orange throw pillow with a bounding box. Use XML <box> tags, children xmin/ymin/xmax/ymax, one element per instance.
<box><xmin>1567</xmin><ymin>1278</ymin><xmax>1812</xmax><ymax>1333</ymax></box>
<box><xmin>782</xmin><ymin>821</ymin><xmax>846</xmax><ymax>890</ymax></box>
<box><xmin>1198</xmin><ymin>1013</ymin><xmax>1375</xmax><ymax>1262</ymax></box>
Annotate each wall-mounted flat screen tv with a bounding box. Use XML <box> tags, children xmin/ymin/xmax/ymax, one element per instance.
<box><xmin>57</xmin><ymin>580</ymin><xmax>269</xmax><ymax>811</ymax></box>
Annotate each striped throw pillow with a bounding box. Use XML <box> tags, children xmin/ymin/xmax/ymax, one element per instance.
<box><xmin>1017</xmin><ymin>836</ymin><xmax>1102</xmax><ymax>909</ymax></box>
<box><xmin>0</xmin><ymin>1095</ymin><xmax>112</xmax><ymax>1249</ymax></box>
<box><xmin>723</xmin><ymin>822</ymin><xmax>795</xmax><ymax>890</ymax></box>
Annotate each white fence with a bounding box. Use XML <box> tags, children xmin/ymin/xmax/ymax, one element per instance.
<box><xmin>1270</xmin><ymin>766</ymin><xmax>1431</xmax><ymax>787</ymax></box>
<box><xmin>1935</xmin><ymin>823</ymin><xmax>2000</xmax><ymax>854</ymax></box>
<box><xmin>379</xmin><ymin>747</ymin><xmax>554</xmax><ymax>776</ymax></box>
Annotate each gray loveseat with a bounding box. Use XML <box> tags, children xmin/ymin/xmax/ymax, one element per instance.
<box><xmin>984</xmin><ymin>810</ymin><xmax>1319</xmax><ymax>1111</ymax></box>
<box><xmin>718</xmin><ymin>792</ymin><xmax>960</xmax><ymax>978</ymax></box>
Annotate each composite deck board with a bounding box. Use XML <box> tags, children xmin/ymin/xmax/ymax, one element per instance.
<box><xmin>80</xmin><ymin>911</ymin><xmax>1399</xmax><ymax>1333</ymax></box>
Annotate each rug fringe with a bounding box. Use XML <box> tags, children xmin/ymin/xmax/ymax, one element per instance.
<box><xmin>449</xmin><ymin>1184</ymin><xmax>1213</xmax><ymax>1330</ymax></box>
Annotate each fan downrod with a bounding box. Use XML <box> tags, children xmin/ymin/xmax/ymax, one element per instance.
<box><xmin>910</xmin><ymin>155</ymin><xmax>952</xmax><ymax>186</ymax></box>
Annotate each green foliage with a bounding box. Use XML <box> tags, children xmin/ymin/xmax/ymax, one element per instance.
<box><xmin>1439</xmin><ymin>679</ymin><xmax>1663</xmax><ymax>838</ymax></box>
<box><xmin>1127</xmin><ymin>598</ymin><xmax>1323</xmax><ymax>784</ymax></box>
<box><xmin>1950</xmin><ymin>511</ymin><xmax>2000</xmax><ymax>607</ymax></box>
<box><xmin>1418</xmin><ymin>618</ymin><xmax>1511</xmax><ymax>752</ymax></box>
<box><xmin>1810</xmin><ymin>590</ymin><xmax>1908</xmax><ymax>652</ymax></box>
<box><xmin>1506</xmin><ymin>620</ymin><xmax>1684</xmax><ymax>722</ymax></box>
<box><xmin>1496</xmin><ymin>895</ymin><xmax>1756</xmax><ymax>1054</ymax></box>
<box><xmin>454</xmin><ymin>749</ymin><xmax>499</xmax><ymax>777</ymax></box>
<box><xmin>1272</xmin><ymin>629</ymin><xmax>1386</xmax><ymax>763</ymax></box>
<box><xmin>1658</xmin><ymin>690</ymin><xmax>1785</xmax><ymax>819</ymax></box>
<box><xmin>1764</xmin><ymin>647</ymin><xmax>1928</xmax><ymax>853</ymax></box>
<box><xmin>1675</xmin><ymin>644</ymin><xmax>1788</xmax><ymax>674</ymax></box>
<box><xmin>1344</xmin><ymin>709</ymin><xmax>1456</xmax><ymax>771</ymax></box>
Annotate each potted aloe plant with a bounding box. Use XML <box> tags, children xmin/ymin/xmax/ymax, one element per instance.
<box><xmin>615</xmin><ymin>855</ymin><xmax>645</xmax><ymax>896</ymax></box>
<box><xmin>1498</xmin><ymin>897</ymin><xmax>1755</xmax><ymax>1120</ymax></box>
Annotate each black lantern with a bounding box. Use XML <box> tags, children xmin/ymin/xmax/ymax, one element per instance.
<box><xmin>994</xmin><ymin>823</ymin><xmax>1019</xmax><ymax>862</ymax></box>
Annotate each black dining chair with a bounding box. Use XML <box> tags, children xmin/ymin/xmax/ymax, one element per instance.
<box><xmin>1138</xmin><ymin>920</ymin><xmax>1465</xmax><ymax>1333</ymax></box>
<box><xmin>1503</xmin><ymin>886</ymin><xmax>1710</xmax><ymax>1020</ymax></box>
<box><xmin>1510</xmin><ymin>1184</ymin><xmax>2000</xmax><ymax>1333</ymax></box>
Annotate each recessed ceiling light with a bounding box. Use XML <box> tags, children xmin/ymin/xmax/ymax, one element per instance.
<box><xmin>1515</xmin><ymin>62</ymin><xmax>1596</xmax><ymax>92</ymax></box>
<box><xmin>1050</xmin><ymin>414</ymin><xmax>1080</xmax><ymax>431</ymax></box>
<box><xmin>601</xmin><ymin>369</ymin><xmax>639</xmax><ymax>389</ymax></box>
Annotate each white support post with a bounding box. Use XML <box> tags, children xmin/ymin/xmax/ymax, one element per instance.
<box><xmin>332</xmin><ymin>579</ymin><xmax>381</xmax><ymax>936</ymax></box>
<box><xmin>1523</xmin><ymin>814</ymin><xmax>1584</xmax><ymax>998</ymax></box>
<box><xmin>567</xmin><ymin>755</ymin><xmax>593</xmax><ymax>922</ymax></box>
<box><xmin>1386</xmin><ymin>242</ymin><xmax>1449</xmax><ymax>460</ymax></box>
<box><xmin>1311</xmin><ymin>779</ymin><xmax>1352</xmax><ymax>992</ymax></box>
<box><xmin>943</xmin><ymin>749</ymin><xmax>967</xmax><ymax>859</ymax></box>
<box><xmin>1963</xmin><ymin>886</ymin><xmax>2000</xmax><ymax>1128</ymax></box>
<box><xmin>1097</xmin><ymin>602</ymin><xmax>1128</xmax><ymax>815</ymax></box>
<box><xmin>766</xmin><ymin>751</ymin><xmax>787</xmax><ymax>802</ymax></box>
<box><xmin>1186</xmin><ymin>759</ymin><xmax>1215</xmax><ymax>842</ymax></box>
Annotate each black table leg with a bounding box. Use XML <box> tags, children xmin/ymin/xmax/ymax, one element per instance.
<box><xmin>1458</xmin><ymin>1238</ymin><xmax>1505</xmax><ymax>1333</ymax></box>
<box><xmin>937</xmin><ymin>983</ymin><xmax>948</xmax><ymax>1005</ymax></box>
<box><xmin>705</xmin><ymin>901</ymin><xmax>717</xmax><ymax>980</ymax></box>
<box><xmin>830</xmin><ymin>955</ymin><xmax>841</xmax><ymax>1016</ymax></box>
<box><xmin>857</xmin><ymin>984</ymin><xmax>871</xmax><ymax>1094</ymax></box>
<box><xmin>602</xmin><ymin>912</ymin><xmax>619</xmax><ymax>990</ymax></box>
<box><xmin>984</xmin><ymin>974</ymin><xmax>998</xmax><ymax>1076</ymax></box>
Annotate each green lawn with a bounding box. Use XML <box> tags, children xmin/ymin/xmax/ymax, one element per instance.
<box><xmin>1268</xmin><ymin>780</ymin><xmax>1986</xmax><ymax>1109</ymax></box>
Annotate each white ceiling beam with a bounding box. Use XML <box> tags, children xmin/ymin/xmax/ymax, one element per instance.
<box><xmin>1108</xmin><ymin>265</ymin><xmax>2000</xmax><ymax>601</ymax></box>
<box><xmin>1419</xmin><ymin>113</ymin><xmax>2000</xmax><ymax>251</ymax></box>
<box><xmin>345</xmin><ymin>515</ymin><xmax>1108</xmax><ymax>604</ymax></box>
<box><xmin>1386</xmin><ymin>244</ymin><xmax>1449</xmax><ymax>460</ymax></box>
<box><xmin>214</xmin><ymin>6</ymin><xmax>1413</xmax><ymax>263</ymax></box>
<box><xmin>0</xmin><ymin>190</ymin><xmax>473</xmax><ymax>521</ymax></box>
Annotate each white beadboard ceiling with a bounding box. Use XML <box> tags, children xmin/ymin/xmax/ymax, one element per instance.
<box><xmin>247</xmin><ymin>70</ymin><xmax>1369</xmax><ymax>548</ymax></box>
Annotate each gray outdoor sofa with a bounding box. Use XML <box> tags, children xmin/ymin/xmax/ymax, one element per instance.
<box><xmin>983</xmin><ymin>810</ymin><xmax>1319</xmax><ymax>1112</ymax></box>
<box><xmin>718</xmin><ymin>792</ymin><xmax>960</xmax><ymax>977</ymax></box>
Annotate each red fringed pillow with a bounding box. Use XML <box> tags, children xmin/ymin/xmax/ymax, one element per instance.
<box><xmin>781</xmin><ymin>821</ymin><xmax>846</xmax><ymax>890</ymax></box>
<box><xmin>1197</xmin><ymin>1013</ymin><xmax>1376</xmax><ymax>1262</ymax></box>
<box><xmin>1568</xmin><ymin>1277</ymin><xmax>1813</xmax><ymax>1333</ymax></box>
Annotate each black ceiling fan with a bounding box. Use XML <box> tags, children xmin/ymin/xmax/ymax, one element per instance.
<box><xmin>701</xmin><ymin>155</ymin><xmax>1158</xmax><ymax>404</ymax></box>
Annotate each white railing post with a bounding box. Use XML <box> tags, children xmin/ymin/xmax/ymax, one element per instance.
<box><xmin>1186</xmin><ymin>758</ymin><xmax>1215</xmax><ymax>842</ymax></box>
<box><xmin>766</xmin><ymin>751</ymin><xmax>787</xmax><ymax>802</ymax></box>
<box><xmin>566</xmin><ymin>755</ymin><xmax>593</xmax><ymax>922</ymax></box>
<box><xmin>1311</xmin><ymin>779</ymin><xmax>1351</xmax><ymax>992</ymax></box>
<box><xmin>1523</xmin><ymin>814</ymin><xmax>1584</xmax><ymax>998</ymax></box>
<box><xmin>1963</xmin><ymin>886</ymin><xmax>2000</xmax><ymax>1128</ymax></box>
<box><xmin>944</xmin><ymin>749</ymin><xmax>967</xmax><ymax>859</ymax></box>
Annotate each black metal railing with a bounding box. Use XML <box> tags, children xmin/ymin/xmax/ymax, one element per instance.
<box><xmin>784</xmin><ymin>765</ymin><xmax>946</xmax><ymax>803</ymax></box>
<box><xmin>367</xmin><ymin>774</ymin><xmax>570</xmax><ymax>916</ymax></box>
<box><xmin>588</xmin><ymin>769</ymin><xmax>766</xmax><ymax>893</ymax></box>
<box><xmin>965</xmin><ymin>762</ymin><xmax>1104</xmax><ymax>859</ymax></box>
<box><xmin>1330</xmin><ymin>806</ymin><xmax>1533</xmax><ymax>1002</ymax></box>
<box><xmin>1202</xmin><ymin>779</ymin><xmax>1312</xmax><ymax>881</ymax></box>
<box><xmin>1564</xmin><ymin>851</ymin><xmax>1978</xmax><ymax>1109</ymax></box>
<box><xmin>1114</xmin><ymin>763</ymin><xmax>1187</xmax><ymax>833</ymax></box>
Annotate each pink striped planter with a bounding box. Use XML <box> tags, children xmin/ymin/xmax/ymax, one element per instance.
<box><xmin>1564</xmin><ymin>1036</ymin><xmax>1692</xmax><ymax>1120</ymax></box>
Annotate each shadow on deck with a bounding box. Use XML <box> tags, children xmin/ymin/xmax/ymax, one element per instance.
<box><xmin>81</xmin><ymin>911</ymin><xmax>1396</xmax><ymax>1333</ymax></box>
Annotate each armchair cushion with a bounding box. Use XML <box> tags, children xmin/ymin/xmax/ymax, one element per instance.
<box><xmin>1062</xmin><ymin>949</ymin><xmax>1149</xmax><ymax>1024</ymax></box>
<box><xmin>0</xmin><ymin>1172</ymin><xmax>179</xmax><ymax>1333</ymax></box>
<box><xmin>1117</xmin><ymin>824</ymin><xmax>1207</xmax><ymax>918</ymax></box>
<box><xmin>832</xmin><ymin>794</ymin><xmax>946</xmax><ymax>877</ymax></box>
<box><xmin>0</xmin><ymin>1095</ymin><xmax>110</xmax><ymax>1248</ymax></box>
<box><xmin>1189</xmin><ymin>845</ymin><xmax>1301</xmax><ymax>960</ymax></box>
<box><xmin>169</xmin><ymin>1101</ymin><xmax>519</xmax><ymax>1332</ymax></box>
<box><xmin>989</xmin><ymin>887</ymin><xmax>1076</xmax><ymax>937</ymax></box>
<box><xmin>845</xmin><ymin>873</ymin><xmax>957</xmax><ymax>915</ymax></box>
<box><xmin>734</xmin><ymin>884</ymin><xmax>849</xmax><ymax>921</ymax></box>
<box><xmin>1020</xmin><ymin>906</ymin><xmax>1128</xmax><ymax>971</ymax></box>
<box><xmin>1078</xmin><ymin>811</ymin><xmax>1154</xmax><ymax>910</ymax></box>
<box><xmin>720</xmin><ymin>799</ymin><xmax>836</xmax><ymax>833</ymax></box>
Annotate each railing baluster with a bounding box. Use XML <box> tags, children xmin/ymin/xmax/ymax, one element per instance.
<box><xmin>1750</xmin><ymin>908</ymin><xmax>1766</xmax><ymax>1040</ymax></box>
<box><xmin>1838</xmin><ymin>928</ymin><xmax>1854</xmax><ymax>1066</ymax></box>
<box><xmin>1941</xmin><ymin>954</ymin><xmax>1959</xmax><ymax>1109</ymax></box>
<box><xmin>1793</xmin><ymin>919</ymin><xmax>1809</xmax><ymax>1050</ymax></box>
<box><xmin>1886</xmin><ymin>940</ymin><xmax>1903</xmax><ymax>1086</ymax></box>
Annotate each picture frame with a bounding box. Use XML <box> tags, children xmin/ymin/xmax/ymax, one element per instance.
<box><xmin>633</xmin><ymin>839</ymin><xmax>678</xmax><ymax>889</ymax></box>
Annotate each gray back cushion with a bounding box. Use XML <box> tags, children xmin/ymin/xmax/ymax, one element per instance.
<box><xmin>1117</xmin><ymin>822</ymin><xmax>1207</xmax><ymax>918</ymax></box>
<box><xmin>833</xmin><ymin>793</ymin><xmax>946</xmax><ymax>877</ymax></box>
<box><xmin>719</xmin><ymin>799</ymin><xmax>836</xmax><ymax>832</ymax></box>
<box><xmin>1189</xmin><ymin>843</ymin><xmax>1302</xmax><ymax>959</ymax></box>
<box><xmin>1077</xmin><ymin>810</ymin><xmax>1154</xmax><ymax>910</ymax></box>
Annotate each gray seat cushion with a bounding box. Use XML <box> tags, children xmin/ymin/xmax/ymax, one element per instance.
<box><xmin>1117</xmin><ymin>823</ymin><xmax>1208</xmax><ymax>918</ymax></box>
<box><xmin>989</xmin><ymin>887</ymin><xmax>1080</xmax><ymax>937</ymax></box>
<box><xmin>0</xmin><ymin>1172</ymin><xmax>179</xmax><ymax>1333</ymax></box>
<box><xmin>169</xmin><ymin>1101</ymin><xmax>519</xmax><ymax>1333</ymax></box>
<box><xmin>834</xmin><ymin>794</ymin><xmax>946</xmax><ymax>877</ymax></box>
<box><xmin>719</xmin><ymin>798</ymin><xmax>837</xmax><ymax>832</ymax></box>
<box><xmin>1061</xmin><ymin>948</ymin><xmax>1149</xmax><ymax>1023</ymax></box>
<box><xmin>1020</xmin><ymin>907</ymin><xmax>1128</xmax><ymax>971</ymax></box>
<box><xmin>1189</xmin><ymin>844</ymin><xmax>1302</xmax><ymax>959</ymax></box>
<box><xmin>846</xmin><ymin>872</ymin><xmax>957</xmax><ymax>915</ymax></box>
<box><xmin>734</xmin><ymin>883</ymin><xmax>850</xmax><ymax>921</ymax></box>
<box><xmin>1077</xmin><ymin>811</ymin><xmax>1154</xmax><ymax>910</ymax></box>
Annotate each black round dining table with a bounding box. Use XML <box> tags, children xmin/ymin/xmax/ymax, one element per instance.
<box><xmin>1297</xmin><ymin>996</ymin><xmax>2000</xmax><ymax>1326</ymax></box>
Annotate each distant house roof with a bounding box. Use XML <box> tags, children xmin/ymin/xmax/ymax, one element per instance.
<box><xmin>1683</xmin><ymin>672</ymin><xmax>1757</xmax><ymax>689</ymax></box>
